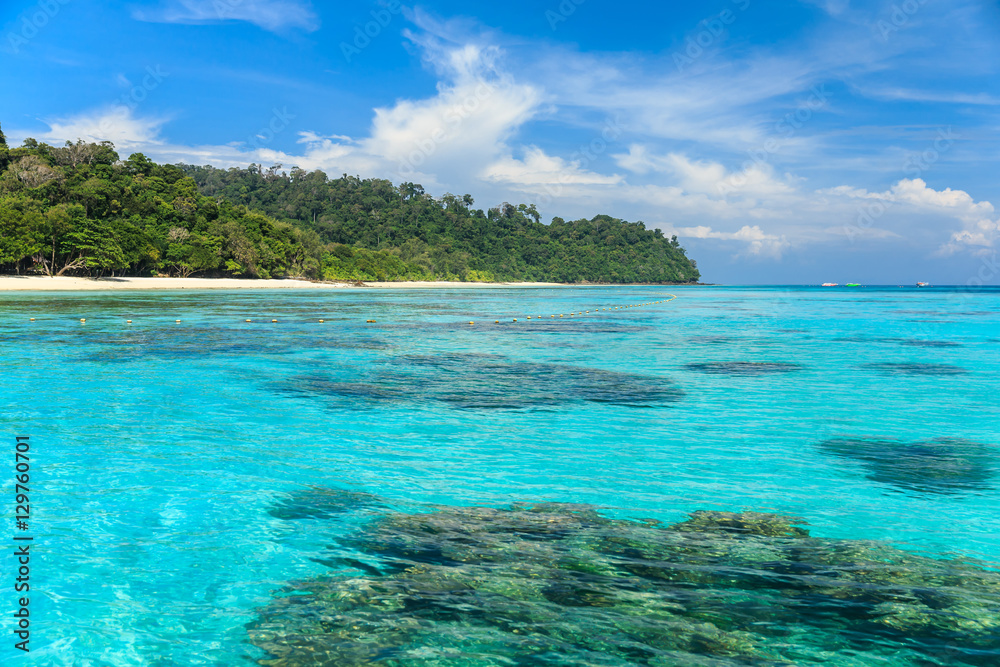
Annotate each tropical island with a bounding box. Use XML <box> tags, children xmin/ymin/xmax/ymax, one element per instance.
<box><xmin>0</xmin><ymin>123</ymin><xmax>699</xmax><ymax>284</ymax></box>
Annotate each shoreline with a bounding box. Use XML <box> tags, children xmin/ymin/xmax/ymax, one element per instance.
<box><xmin>0</xmin><ymin>276</ymin><xmax>648</xmax><ymax>291</ymax></box>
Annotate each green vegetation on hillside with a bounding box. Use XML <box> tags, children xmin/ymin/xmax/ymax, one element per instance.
<box><xmin>0</xmin><ymin>129</ymin><xmax>700</xmax><ymax>283</ymax></box>
<box><xmin>183</xmin><ymin>164</ymin><xmax>699</xmax><ymax>283</ymax></box>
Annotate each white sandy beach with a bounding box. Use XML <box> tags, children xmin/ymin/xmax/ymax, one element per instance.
<box><xmin>0</xmin><ymin>276</ymin><xmax>567</xmax><ymax>291</ymax></box>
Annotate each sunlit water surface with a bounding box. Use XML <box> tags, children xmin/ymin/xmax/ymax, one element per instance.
<box><xmin>1</xmin><ymin>286</ymin><xmax>998</xmax><ymax>665</ymax></box>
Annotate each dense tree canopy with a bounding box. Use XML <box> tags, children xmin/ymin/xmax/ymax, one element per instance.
<box><xmin>0</xmin><ymin>135</ymin><xmax>699</xmax><ymax>283</ymax></box>
<box><xmin>182</xmin><ymin>164</ymin><xmax>699</xmax><ymax>283</ymax></box>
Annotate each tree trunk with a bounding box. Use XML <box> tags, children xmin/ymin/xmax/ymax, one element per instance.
<box><xmin>57</xmin><ymin>255</ymin><xmax>87</xmax><ymax>276</ymax></box>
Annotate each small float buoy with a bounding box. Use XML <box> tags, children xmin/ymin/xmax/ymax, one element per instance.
<box><xmin>246</xmin><ymin>319</ymin><xmax>252</xmax><ymax>323</ymax></box>
<box><xmin>319</xmin><ymin>319</ymin><xmax>324</xmax><ymax>323</ymax></box>
<box><xmin>495</xmin><ymin>320</ymin><xmax>500</xmax><ymax>323</ymax></box>
<box><xmin>366</xmin><ymin>319</ymin><xmax>376</xmax><ymax>323</ymax></box>
<box><xmin>175</xmin><ymin>319</ymin><xmax>181</xmax><ymax>323</ymax></box>
<box><xmin>513</xmin><ymin>318</ymin><xmax>517</xmax><ymax>322</ymax></box>
<box><xmin>126</xmin><ymin>320</ymin><xmax>132</xmax><ymax>324</ymax></box>
<box><xmin>469</xmin><ymin>321</ymin><xmax>474</xmax><ymax>325</ymax></box>
<box><xmin>80</xmin><ymin>318</ymin><xmax>86</xmax><ymax>323</ymax></box>
<box><xmin>29</xmin><ymin>318</ymin><xmax>35</xmax><ymax>321</ymax></box>
<box><xmin>271</xmin><ymin>319</ymin><xmax>277</xmax><ymax>323</ymax></box>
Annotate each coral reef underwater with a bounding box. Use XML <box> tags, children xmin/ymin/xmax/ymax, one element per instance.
<box><xmin>249</xmin><ymin>502</ymin><xmax>1000</xmax><ymax>666</ymax></box>
<box><xmin>820</xmin><ymin>438</ymin><xmax>995</xmax><ymax>495</ymax></box>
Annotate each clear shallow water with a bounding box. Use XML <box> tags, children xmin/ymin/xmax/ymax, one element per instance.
<box><xmin>1</xmin><ymin>285</ymin><xmax>999</xmax><ymax>665</ymax></box>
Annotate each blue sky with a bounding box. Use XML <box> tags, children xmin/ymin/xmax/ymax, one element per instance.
<box><xmin>2</xmin><ymin>0</ymin><xmax>999</xmax><ymax>284</ymax></box>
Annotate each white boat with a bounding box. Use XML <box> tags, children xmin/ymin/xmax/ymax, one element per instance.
<box><xmin>821</xmin><ymin>282</ymin><xmax>838</xmax><ymax>287</ymax></box>
<box><xmin>916</xmin><ymin>282</ymin><xmax>930</xmax><ymax>287</ymax></box>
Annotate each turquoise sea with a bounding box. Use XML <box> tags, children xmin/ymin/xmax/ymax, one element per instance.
<box><xmin>2</xmin><ymin>285</ymin><xmax>999</xmax><ymax>665</ymax></box>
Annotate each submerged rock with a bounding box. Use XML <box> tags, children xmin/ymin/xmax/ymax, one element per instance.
<box><xmin>819</xmin><ymin>437</ymin><xmax>995</xmax><ymax>495</ymax></box>
<box><xmin>249</xmin><ymin>504</ymin><xmax>1000</xmax><ymax>666</ymax></box>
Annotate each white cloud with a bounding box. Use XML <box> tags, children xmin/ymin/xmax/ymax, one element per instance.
<box><xmin>23</xmin><ymin>27</ymin><xmax>544</xmax><ymax>193</ymax></box>
<box><xmin>857</xmin><ymin>87</ymin><xmax>1000</xmax><ymax>106</ymax></box>
<box><xmin>131</xmin><ymin>0</ymin><xmax>319</xmax><ymax>33</ymax></box>
<box><xmin>827</xmin><ymin>178</ymin><xmax>1000</xmax><ymax>253</ymax></box>
<box><xmin>676</xmin><ymin>225</ymin><xmax>791</xmax><ymax>259</ymax></box>
<box><xmin>36</xmin><ymin>106</ymin><xmax>169</xmax><ymax>150</ymax></box>
<box><xmin>484</xmin><ymin>147</ymin><xmax>622</xmax><ymax>187</ymax></box>
<box><xmin>614</xmin><ymin>147</ymin><xmax>797</xmax><ymax>200</ymax></box>
<box><xmin>613</xmin><ymin>147</ymin><xmax>728</xmax><ymax>194</ymax></box>
<box><xmin>16</xmin><ymin>11</ymin><xmax>998</xmax><ymax>271</ymax></box>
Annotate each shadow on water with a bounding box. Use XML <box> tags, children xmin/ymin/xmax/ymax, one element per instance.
<box><xmin>249</xmin><ymin>502</ymin><xmax>1000</xmax><ymax>666</ymax></box>
<box><xmin>279</xmin><ymin>353</ymin><xmax>684</xmax><ymax>410</ymax></box>
<box><xmin>819</xmin><ymin>437</ymin><xmax>995</xmax><ymax>495</ymax></box>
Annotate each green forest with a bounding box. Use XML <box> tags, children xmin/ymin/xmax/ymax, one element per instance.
<box><xmin>0</xmin><ymin>124</ymin><xmax>700</xmax><ymax>283</ymax></box>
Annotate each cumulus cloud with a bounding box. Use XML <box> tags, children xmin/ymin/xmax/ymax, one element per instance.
<box><xmin>485</xmin><ymin>147</ymin><xmax>623</xmax><ymax>187</ymax></box>
<box><xmin>24</xmin><ymin>26</ymin><xmax>543</xmax><ymax>191</ymax></box>
<box><xmin>36</xmin><ymin>106</ymin><xmax>169</xmax><ymax>150</ymax></box>
<box><xmin>828</xmin><ymin>179</ymin><xmax>1000</xmax><ymax>254</ymax></box>
<box><xmin>675</xmin><ymin>225</ymin><xmax>791</xmax><ymax>259</ymax></box>
<box><xmin>17</xmin><ymin>10</ymin><xmax>998</xmax><ymax>272</ymax></box>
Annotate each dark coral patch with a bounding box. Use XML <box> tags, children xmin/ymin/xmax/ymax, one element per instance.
<box><xmin>898</xmin><ymin>339</ymin><xmax>963</xmax><ymax>348</ymax></box>
<box><xmin>283</xmin><ymin>353</ymin><xmax>683</xmax><ymax>410</ymax></box>
<box><xmin>820</xmin><ymin>437</ymin><xmax>995</xmax><ymax>495</ymax></box>
<box><xmin>267</xmin><ymin>487</ymin><xmax>384</xmax><ymax>521</ymax></box>
<box><xmin>864</xmin><ymin>363</ymin><xmax>968</xmax><ymax>376</ymax></box>
<box><xmin>835</xmin><ymin>336</ymin><xmax>963</xmax><ymax>348</ymax></box>
<box><xmin>250</xmin><ymin>503</ymin><xmax>1000</xmax><ymax>666</ymax></box>
<box><xmin>684</xmin><ymin>361</ymin><xmax>803</xmax><ymax>376</ymax></box>
<box><xmin>687</xmin><ymin>336</ymin><xmax>735</xmax><ymax>345</ymax></box>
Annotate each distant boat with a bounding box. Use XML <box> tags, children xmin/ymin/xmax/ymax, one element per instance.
<box><xmin>916</xmin><ymin>282</ymin><xmax>930</xmax><ymax>287</ymax></box>
<box><xmin>822</xmin><ymin>282</ymin><xmax>838</xmax><ymax>287</ymax></box>
<box><xmin>845</xmin><ymin>283</ymin><xmax>861</xmax><ymax>287</ymax></box>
